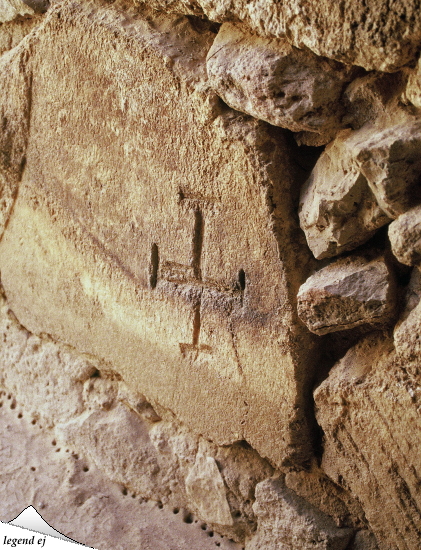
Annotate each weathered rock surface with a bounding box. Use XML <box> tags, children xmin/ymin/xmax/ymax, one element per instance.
<box><xmin>299</xmin><ymin>128</ymin><xmax>390</xmax><ymax>260</ymax></box>
<box><xmin>0</xmin><ymin>0</ymin><xmax>35</xmax><ymax>23</ymax></box>
<box><xmin>297</xmin><ymin>255</ymin><xmax>396</xmax><ymax>335</ymax></box>
<box><xmin>0</xmin><ymin>401</ymin><xmax>243</xmax><ymax>550</ymax></box>
<box><xmin>0</xmin><ymin>0</ymin><xmax>317</xmax><ymax>468</ymax></box>
<box><xmin>389</xmin><ymin>205</ymin><xmax>421</xmax><ymax>266</ymax></box>
<box><xmin>0</xmin><ymin>16</ymin><xmax>43</xmax><ymax>56</ymax></box>
<box><xmin>206</xmin><ymin>23</ymin><xmax>355</xmax><ymax>142</ymax></box>
<box><xmin>394</xmin><ymin>266</ymin><xmax>421</xmax><ymax>362</ymax></box>
<box><xmin>315</xmin><ymin>332</ymin><xmax>421</xmax><ymax>550</ymax></box>
<box><xmin>246</xmin><ymin>477</ymin><xmax>353</xmax><ymax>550</ymax></box>
<box><xmin>349</xmin><ymin>530</ymin><xmax>379</xmax><ymax>550</ymax></box>
<box><xmin>356</xmin><ymin>120</ymin><xmax>421</xmax><ymax>218</ymax></box>
<box><xmin>299</xmin><ymin>118</ymin><xmax>421</xmax><ymax>259</ymax></box>
<box><xmin>404</xmin><ymin>56</ymin><xmax>421</xmax><ymax>109</ymax></box>
<box><xmin>140</xmin><ymin>0</ymin><xmax>421</xmax><ymax>71</ymax></box>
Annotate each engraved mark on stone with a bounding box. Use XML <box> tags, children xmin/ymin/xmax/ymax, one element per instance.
<box><xmin>151</xmin><ymin>194</ymin><xmax>246</xmax><ymax>360</ymax></box>
<box><xmin>149</xmin><ymin>243</ymin><xmax>159</xmax><ymax>289</ymax></box>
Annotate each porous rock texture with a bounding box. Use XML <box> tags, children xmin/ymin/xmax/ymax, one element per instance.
<box><xmin>1</xmin><ymin>0</ymin><xmax>421</xmax><ymax>549</ymax></box>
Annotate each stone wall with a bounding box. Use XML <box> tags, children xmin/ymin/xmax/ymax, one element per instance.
<box><xmin>1</xmin><ymin>0</ymin><xmax>421</xmax><ymax>548</ymax></box>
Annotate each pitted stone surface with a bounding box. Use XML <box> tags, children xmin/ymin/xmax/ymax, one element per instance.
<box><xmin>206</xmin><ymin>23</ymin><xmax>355</xmax><ymax>142</ymax></box>
<box><xmin>139</xmin><ymin>0</ymin><xmax>421</xmax><ymax>71</ymax></box>
<box><xmin>0</xmin><ymin>0</ymin><xmax>316</xmax><ymax>469</ymax></box>
<box><xmin>297</xmin><ymin>255</ymin><xmax>396</xmax><ymax>335</ymax></box>
<box><xmin>394</xmin><ymin>266</ymin><xmax>421</xmax><ymax>361</ymax></box>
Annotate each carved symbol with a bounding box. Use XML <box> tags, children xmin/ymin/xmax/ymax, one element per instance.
<box><xmin>149</xmin><ymin>192</ymin><xmax>245</xmax><ymax>359</ymax></box>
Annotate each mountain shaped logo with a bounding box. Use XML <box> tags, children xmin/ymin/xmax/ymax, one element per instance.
<box><xmin>1</xmin><ymin>506</ymin><xmax>95</xmax><ymax>548</ymax></box>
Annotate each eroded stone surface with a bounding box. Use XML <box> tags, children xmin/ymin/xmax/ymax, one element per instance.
<box><xmin>405</xmin><ymin>56</ymin><xmax>421</xmax><ymax>109</ymax></box>
<box><xmin>394</xmin><ymin>266</ymin><xmax>421</xmax><ymax>362</ymax></box>
<box><xmin>139</xmin><ymin>0</ymin><xmax>421</xmax><ymax>71</ymax></box>
<box><xmin>0</xmin><ymin>0</ymin><xmax>35</xmax><ymax>23</ymax></box>
<box><xmin>0</xmin><ymin>0</ymin><xmax>316</xmax><ymax>468</ymax></box>
<box><xmin>389</xmin><ymin>205</ymin><xmax>421</xmax><ymax>266</ymax></box>
<box><xmin>356</xmin><ymin>120</ymin><xmax>421</xmax><ymax>218</ymax></box>
<box><xmin>246</xmin><ymin>478</ymin><xmax>353</xmax><ymax>550</ymax></box>
<box><xmin>315</xmin><ymin>333</ymin><xmax>421</xmax><ymax>550</ymax></box>
<box><xmin>298</xmin><ymin>128</ymin><xmax>390</xmax><ymax>260</ymax></box>
<box><xmin>206</xmin><ymin>23</ymin><xmax>355</xmax><ymax>142</ymax></box>
<box><xmin>297</xmin><ymin>255</ymin><xmax>396</xmax><ymax>335</ymax></box>
<box><xmin>0</xmin><ymin>400</ymin><xmax>243</xmax><ymax>550</ymax></box>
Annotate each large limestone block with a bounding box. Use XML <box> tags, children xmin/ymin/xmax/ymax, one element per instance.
<box><xmin>246</xmin><ymin>478</ymin><xmax>353</xmax><ymax>550</ymax></box>
<box><xmin>0</xmin><ymin>0</ymin><xmax>316</xmax><ymax>468</ymax></box>
<box><xmin>389</xmin><ymin>205</ymin><xmax>421</xmax><ymax>266</ymax></box>
<box><xmin>141</xmin><ymin>0</ymin><xmax>421</xmax><ymax>71</ymax></box>
<box><xmin>314</xmin><ymin>333</ymin><xmax>421</xmax><ymax>550</ymax></box>
<box><xmin>297</xmin><ymin>256</ymin><xmax>396</xmax><ymax>335</ymax></box>
<box><xmin>298</xmin><ymin>129</ymin><xmax>390</xmax><ymax>260</ymax></box>
<box><xmin>206</xmin><ymin>23</ymin><xmax>354</xmax><ymax>142</ymax></box>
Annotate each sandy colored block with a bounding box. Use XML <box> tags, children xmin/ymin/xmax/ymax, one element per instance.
<box><xmin>298</xmin><ymin>129</ymin><xmax>390</xmax><ymax>260</ymax></box>
<box><xmin>138</xmin><ymin>0</ymin><xmax>421</xmax><ymax>71</ymax></box>
<box><xmin>356</xmin><ymin>120</ymin><xmax>421</xmax><ymax>218</ymax></box>
<box><xmin>297</xmin><ymin>255</ymin><xmax>396</xmax><ymax>335</ymax></box>
<box><xmin>246</xmin><ymin>478</ymin><xmax>353</xmax><ymax>550</ymax></box>
<box><xmin>389</xmin><ymin>205</ymin><xmax>421</xmax><ymax>266</ymax></box>
<box><xmin>0</xmin><ymin>0</ymin><xmax>316</xmax><ymax>468</ymax></box>
<box><xmin>0</xmin><ymin>0</ymin><xmax>34</xmax><ymax>22</ymax></box>
<box><xmin>206</xmin><ymin>23</ymin><xmax>354</xmax><ymax>143</ymax></box>
<box><xmin>314</xmin><ymin>333</ymin><xmax>421</xmax><ymax>550</ymax></box>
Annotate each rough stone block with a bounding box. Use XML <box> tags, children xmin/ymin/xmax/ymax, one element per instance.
<box><xmin>0</xmin><ymin>0</ymin><xmax>35</xmax><ymax>23</ymax></box>
<box><xmin>314</xmin><ymin>333</ymin><xmax>421</xmax><ymax>550</ymax></box>
<box><xmin>206</xmin><ymin>23</ymin><xmax>354</xmax><ymax>143</ymax></box>
<box><xmin>0</xmin><ymin>290</ymin><xmax>96</xmax><ymax>426</ymax></box>
<box><xmin>389</xmin><ymin>205</ymin><xmax>421</xmax><ymax>266</ymax></box>
<box><xmin>356</xmin><ymin>120</ymin><xmax>421</xmax><ymax>218</ymax></box>
<box><xmin>246</xmin><ymin>478</ymin><xmax>353</xmax><ymax>550</ymax></box>
<box><xmin>297</xmin><ymin>255</ymin><xmax>396</xmax><ymax>335</ymax></box>
<box><xmin>298</xmin><ymin>128</ymin><xmax>390</xmax><ymax>260</ymax></box>
<box><xmin>140</xmin><ymin>0</ymin><xmax>421</xmax><ymax>71</ymax></box>
<box><xmin>0</xmin><ymin>0</ymin><xmax>316</xmax><ymax>468</ymax></box>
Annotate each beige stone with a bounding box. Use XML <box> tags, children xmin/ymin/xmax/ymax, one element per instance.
<box><xmin>389</xmin><ymin>205</ymin><xmax>421</xmax><ymax>266</ymax></box>
<box><xmin>206</xmin><ymin>23</ymin><xmax>354</xmax><ymax>142</ymax></box>
<box><xmin>0</xmin><ymin>37</ymin><xmax>33</xmax><ymax>237</ymax></box>
<box><xmin>356</xmin><ymin>120</ymin><xmax>421</xmax><ymax>218</ymax></box>
<box><xmin>139</xmin><ymin>0</ymin><xmax>421</xmax><ymax>71</ymax></box>
<box><xmin>0</xmin><ymin>16</ymin><xmax>43</xmax><ymax>56</ymax></box>
<box><xmin>299</xmin><ymin>129</ymin><xmax>390</xmax><ymax>260</ymax></box>
<box><xmin>394</xmin><ymin>266</ymin><xmax>421</xmax><ymax>362</ymax></box>
<box><xmin>0</xmin><ymin>0</ymin><xmax>34</xmax><ymax>23</ymax></box>
<box><xmin>314</xmin><ymin>332</ymin><xmax>421</xmax><ymax>550</ymax></box>
<box><xmin>246</xmin><ymin>477</ymin><xmax>353</xmax><ymax>550</ymax></box>
<box><xmin>0</xmin><ymin>0</ymin><xmax>316</xmax><ymax>468</ymax></box>
<box><xmin>0</xmin><ymin>402</ymin><xmax>243</xmax><ymax>550</ymax></box>
<box><xmin>185</xmin><ymin>451</ymin><xmax>233</xmax><ymax>526</ymax></box>
<box><xmin>297</xmin><ymin>255</ymin><xmax>397</xmax><ymax>335</ymax></box>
